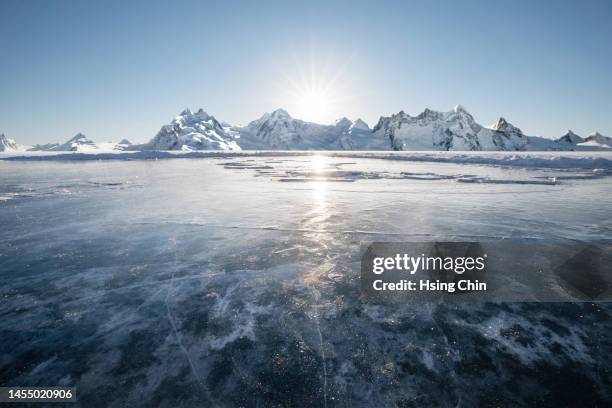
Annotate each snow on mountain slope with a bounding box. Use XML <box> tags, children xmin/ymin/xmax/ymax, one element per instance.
<box><xmin>28</xmin><ymin>143</ymin><xmax>61</xmax><ymax>151</ymax></box>
<box><xmin>373</xmin><ymin>106</ymin><xmax>486</xmax><ymax>151</ymax></box>
<box><xmin>336</xmin><ymin>118</ymin><xmax>389</xmax><ymax>150</ymax></box>
<box><xmin>235</xmin><ymin>109</ymin><xmax>388</xmax><ymax>150</ymax></box>
<box><xmin>5</xmin><ymin>106</ymin><xmax>605</xmax><ymax>153</ymax></box>
<box><xmin>579</xmin><ymin>132</ymin><xmax>612</xmax><ymax>148</ymax></box>
<box><xmin>484</xmin><ymin>117</ymin><xmax>530</xmax><ymax>150</ymax></box>
<box><xmin>29</xmin><ymin>136</ymin><xmax>131</xmax><ymax>152</ymax></box>
<box><xmin>235</xmin><ymin>109</ymin><xmax>340</xmax><ymax>150</ymax></box>
<box><xmin>142</xmin><ymin>108</ymin><xmax>240</xmax><ymax>151</ymax></box>
<box><xmin>556</xmin><ymin>130</ymin><xmax>584</xmax><ymax>145</ymax></box>
<box><xmin>351</xmin><ymin>118</ymin><xmax>370</xmax><ymax>131</ymax></box>
<box><xmin>553</xmin><ymin>131</ymin><xmax>611</xmax><ymax>151</ymax></box>
<box><xmin>0</xmin><ymin>134</ymin><xmax>28</xmax><ymax>152</ymax></box>
<box><xmin>373</xmin><ymin>106</ymin><xmax>568</xmax><ymax>151</ymax></box>
<box><xmin>52</xmin><ymin>133</ymin><xmax>103</xmax><ymax>152</ymax></box>
<box><xmin>45</xmin><ymin>133</ymin><xmax>97</xmax><ymax>151</ymax></box>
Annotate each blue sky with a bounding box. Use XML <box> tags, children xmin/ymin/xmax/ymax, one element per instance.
<box><xmin>1</xmin><ymin>0</ymin><xmax>611</xmax><ymax>144</ymax></box>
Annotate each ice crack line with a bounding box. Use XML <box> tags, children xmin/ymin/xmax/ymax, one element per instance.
<box><xmin>165</xmin><ymin>237</ymin><xmax>209</xmax><ymax>398</ymax></box>
<box><xmin>309</xmin><ymin>286</ymin><xmax>328</xmax><ymax>408</ymax></box>
<box><xmin>315</xmin><ymin>312</ymin><xmax>328</xmax><ymax>408</ymax></box>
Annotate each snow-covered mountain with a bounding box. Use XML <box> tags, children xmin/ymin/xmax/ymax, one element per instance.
<box><xmin>109</xmin><ymin>139</ymin><xmax>133</xmax><ymax>151</ymax></box>
<box><xmin>373</xmin><ymin>106</ymin><xmax>482</xmax><ymax>151</ymax></box>
<box><xmin>3</xmin><ymin>105</ymin><xmax>609</xmax><ymax>153</ymax></box>
<box><xmin>488</xmin><ymin>117</ymin><xmax>530</xmax><ymax>150</ymax></box>
<box><xmin>29</xmin><ymin>142</ymin><xmax>61</xmax><ymax>151</ymax></box>
<box><xmin>141</xmin><ymin>108</ymin><xmax>240</xmax><ymax>151</ymax></box>
<box><xmin>235</xmin><ymin>109</ymin><xmax>338</xmax><ymax>150</ymax></box>
<box><xmin>556</xmin><ymin>130</ymin><xmax>584</xmax><ymax>145</ymax></box>
<box><xmin>351</xmin><ymin>118</ymin><xmax>370</xmax><ymax>131</ymax></box>
<box><xmin>0</xmin><ymin>133</ymin><xmax>28</xmax><ymax>152</ymax></box>
<box><xmin>28</xmin><ymin>134</ymin><xmax>130</xmax><ymax>152</ymax></box>
<box><xmin>373</xmin><ymin>106</ymin><xmax>567</xmax><ymax>151</ymax></box>
<box><xmin>235</xmin><ymin>109</ymin><xmax>387</xmax><ymax>150</ymax></box>
<box><xmin>580</xmin><ymin>132</ymin><xmax>612</xmax><ymax>148</ymax></box>
<box><xmin>48</xmin><ymin>133</ymin><xmax>98</xmax><ymax>152</ymax></box>
<box><xmin>335</xmin><ymin>118</ymin><xmax>388</xmax><ymax>150</ymax></box>
<box><xmin>553</xmin><ymin>130</ymin><xmax>612</xmax><ymax>150</ymax></box>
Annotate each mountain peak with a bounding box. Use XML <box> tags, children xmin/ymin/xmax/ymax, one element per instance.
<box><xmin>583</xmin><ymin>132</ymin><xmax>612</xmax><ymax>147</ymax></box>
<box><xmin>492</xmin><ymin>117</ymin><xmax>522</xmax><ymax>135</ymax></box>
<box><xmin>334</xmin><ymin>117</ymin><xmax>352</xmax><ymax>129</ymax></box>
<box><xmin>193</xmin><ymin>108</ymin><xmax>212</xmax><ymax>119</ymax></box>
<box><xmin>454</xmin><ymin>104</ymin><xmax>469</xmax><ymax>114</ymax></box>
<box><xmin>351</xmin><ymin>118</ymin><xmax>370</xmax><ymax>130</ymax></box>
<box><xmin>146</xmin><ymin>109</ymin><xmax>240</xmax><ymax>151</ymax></box>
<box><xmin>417</xmin><ymin>108</ymin><xmax>442</xmax><ymax>120</ymax></box>
<box><xmin>68</xmin><ymin>132</ymin><xmax>89</xmax><ymax>142</ymax></box>
<box><xmin>0</xmin><ymin>133</ymin><xmax>23</xmax><ymax>152</ymax></box>
<box><xmin>269</xmin><ymin>108</ymin><xmax>291</xmax><ymax>119</ymax></box>
<box><xmin>493</xmin><ymin>117</ymin><xmax>508</xmax><ymax>129</ymax></box>
<box><xmin>556</xmin><ymin>130</ymin><xmax>584</xmax><ymax>144</ymax></box>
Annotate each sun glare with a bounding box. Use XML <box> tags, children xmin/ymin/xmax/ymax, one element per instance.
<box><xmin>310</xmin><ymin>154</ymin><xmax>326</xmax><ymax>173</ymax></box>
<box><xmin>298</xmin><ymin>90</ymin><xmax>333</xmax><ymax>124</ymax></box>
<box><xmin>273</xmin><ymin>48</ymin><xmax>356</xmax><ymax>124</ymax></box>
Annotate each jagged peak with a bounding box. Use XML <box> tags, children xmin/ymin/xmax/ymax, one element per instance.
<box><xmin>68</xmin><ymin>132</ymin><xmax>88</xmax><ymax>141</ymax></box>
<box><xmin>588</xmin><ymin>131</ymin><xmax>605</xmax><ymax>138</ymax></box>
<box><xmin>334</xmin><ymin>117</ymin><xmax>352</xmax><ymax>127</ymax></box>
<box><xmin>556</xmin><ymin>130</ymin><xmax>583</xmax><ymax>144</ymax></box>
<box><xmin>0</xmin><ymin>133</ymin><xmax>21</xmax><ymax>151</ymax></box>
<box><xmin>494</xmin><ymin>117</ymin><xmax>508</xmax><ymax>128</ymax></box>
<box><xmin>492</xmin><ymin>117</ymin><xmax>522</xmax><ymax>134</ymax></box>
<box><xmin>583</xmin><ymin>131</ymin><xmax>612</xmax><ymax>146</ymax></box>
<box><xmin>0</xmin><ymin>133</ymin><xmax>16</xmax><ymax>143</ymax></box>
<box><xmin>193</xmin><ymin>108</ymin><xmax>213</xmax><ymax>119</ymax></box>
<box><xmin>269</xmin><ymin>108</ymin><xmax>291</xmax><ymax>118</ymax></box>
<box><xmin>178</xmin><ymin>108</ymin><xmax>213</xmax><ymax>119</ymax></box>
<box><xmin>351</xmin><ymin>118</ymin><xmax>370</xmax><ymax>130</ymax></box>
<box><xmin>417</xmin><ymin>108</ymin><xmax>442</xmax><ymax>120</ymax></box>
<box><xmin>454</xmin><ymin>104</ymin><xmax>469</xmax><ymax>114</ymax></box>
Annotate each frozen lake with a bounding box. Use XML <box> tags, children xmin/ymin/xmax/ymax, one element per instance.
<box><xmin>1</xmin><ymin>153</ymin><xmax>611</xmax><ymax>406</ymax></box>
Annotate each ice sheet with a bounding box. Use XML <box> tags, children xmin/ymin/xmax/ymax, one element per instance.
<box><xmin>0</xmin><ymin>154</ymin><xmax>610</xmax><ymax>407</ymax></box>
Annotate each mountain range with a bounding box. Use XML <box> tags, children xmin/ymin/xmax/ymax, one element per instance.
<box><xmin>1</xmin><ymin>106</ymin><xmax>610</xmax><ymax>152</ymax></box>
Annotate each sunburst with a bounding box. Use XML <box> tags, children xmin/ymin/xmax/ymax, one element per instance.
<box><xmin>272</xmin><ymin>47</ymin><xmax>356</xmax><ymax>124</ymax></box>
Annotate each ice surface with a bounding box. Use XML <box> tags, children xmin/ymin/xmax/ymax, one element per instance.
<box><xmin>3</xmin><ymin>150</ymin><xmax>612</xmax><ymax>171</ymax></box>
<box><xmin>0</xmin><ymin>154</ymin><xmax>611</xmax><ymax>407</ymax></box>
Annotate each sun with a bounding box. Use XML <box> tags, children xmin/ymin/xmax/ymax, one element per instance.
<box><xmin>297</xmin><ymin>89</ymin><xmax>333</xmax><ymax>124</ymax></box>
<box><xmin>272</xmin><ymin>48</ymin><xmax>356</xmax><ymax>124</ymax></box>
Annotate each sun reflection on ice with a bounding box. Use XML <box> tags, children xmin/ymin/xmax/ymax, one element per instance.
<box><xmin>310</xmin><ymin>155</ymin><xmax>327</xmax><ymax>174</ymax></box>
